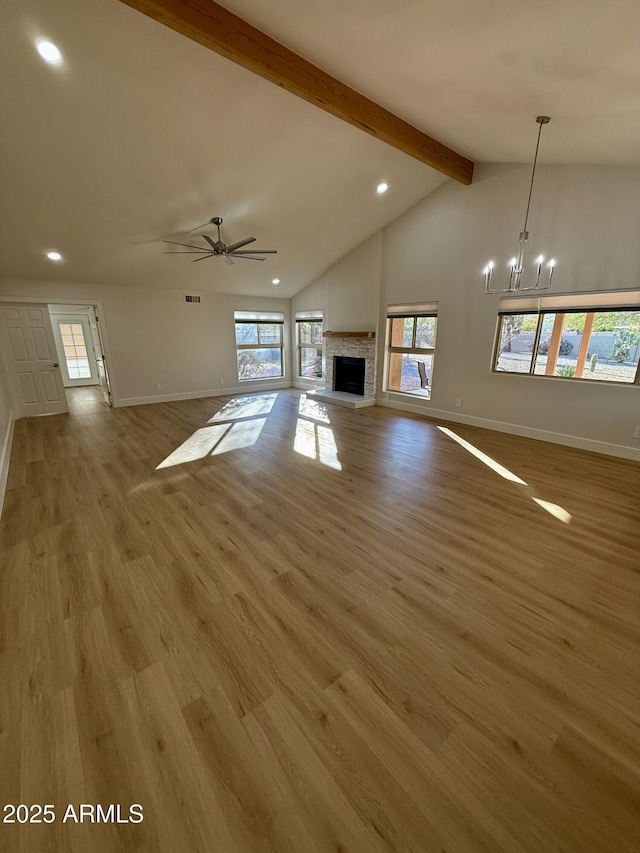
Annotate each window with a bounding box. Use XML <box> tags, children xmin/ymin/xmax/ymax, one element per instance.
<box><xmin>59</xmin><ymin>322</ymin><xmax>91</xmax><ymax>379</ymax></box>
<box><xmin>234</xmin><ymin>311</ymin><xmax>285</xmax><ymax>381</ymax></box>
<box><xmin>385</xmin><ymin>302</ymin><xmax>438</xmax><ymax>398</ymax></box>
<box><xmin>494</xmin><ymin>293</ymin><xmax>640</xmax><ymax>384</ymax></box>
<box><xmin>295</xmin><ymin>311</ymin><xmax>323</xmax><ymax>379</ymax></box>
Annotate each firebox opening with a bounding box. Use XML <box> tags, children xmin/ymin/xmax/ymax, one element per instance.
<box><xmin>334</xmin><ymin>356</ymin><xmax>365</xmax><ymax>396</ymax></box>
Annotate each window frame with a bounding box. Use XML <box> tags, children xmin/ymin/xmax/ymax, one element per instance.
<box><xmin>492</xmin><ymin>307</ymin><xmax>640</xmax><ymax>386</ymax></box>
<box><xmin>385</xmin><ymin>308</ymin><xmax>438</xmax><ymax>398</ymax></box>
<box><xmin>234</xmin><ymin>316</ymin><xmax>285</xmax><ymax>382</ymax></box>
<box><xmin>295</xmin><ymin>315</ymin><xmax>324</xmax><ymax>380</ymax></box>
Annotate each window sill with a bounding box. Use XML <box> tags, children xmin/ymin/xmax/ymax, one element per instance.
<box><xmin>386</xmin><ymin>389</ymin><xmax>432</xmax><ymax>401</ymax></box>
<box><xmin>492</xmin><ymin>370</ymin><xmax>639</xmax><ymax>388</ymax></box>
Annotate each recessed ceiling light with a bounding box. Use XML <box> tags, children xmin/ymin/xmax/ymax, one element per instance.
<box><xmin>271</xmin><ymin>278</ymin><xmax>280</xmax><ymax>285</ymax></box>
<box><xmin>46</xmin><ymin>250</ymin><xmax>63</xmax><ymax>262</ymax></box>
<box><xmin>376</xmin><ymin>182</ymin><xmax>389</xmax><ymax>195</ymax></box>
<box><xmin>36</xmin><ymin>40</ymin><xmax>62</xmax><ymax>65</ymax></box>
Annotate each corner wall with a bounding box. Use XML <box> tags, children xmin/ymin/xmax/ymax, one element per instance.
<box><xmin>294</xmin><ymin>164</ymin><xmax>640</xmax><ymax>460</ymax></box>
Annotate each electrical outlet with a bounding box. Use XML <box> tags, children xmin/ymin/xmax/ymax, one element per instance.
<box><xmin>455</xmin><ymin>398</ymin><xmax>462</xmax><ymax>408</ymax></box>
<box><xmin>219</xmin><ymin>378</ymin><xmax>225</xmax><ymax>385</ymax></box>
<box><xmin>155</xmin><ymin>382</ymin><xmax>161</xmax><ymax>390</ymax></box>
<box><xmin>634</xmin><ymin>426</ymin><xmax>640</xmax><ymax>439</ymax></box>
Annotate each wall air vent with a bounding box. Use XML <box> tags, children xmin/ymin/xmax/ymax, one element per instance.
<box><xmin>184</xmin><ymin>294</ymin><xmax>202</xmax><ymax>304</ymax></box>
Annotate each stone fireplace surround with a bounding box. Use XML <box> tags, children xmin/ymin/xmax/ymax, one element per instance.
<box><xmin>321</xmin><ymin>332</ymin><xmax>377</xmax><ymax>404</ymax></box>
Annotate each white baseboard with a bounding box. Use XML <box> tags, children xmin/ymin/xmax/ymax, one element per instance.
<box><xmin>115</xmin><ymin>380</ymin><xmax>291</xmax><ymax>408</ymax></box>
<box><xmin>0</xmin><ymin>411</ymin><xmax>15</xmax><ymax>519</ymax></box>
<box><xmin>376</xmin><ymin>397</ymin><xmax>640</xmax><ymax>462</ymax></box>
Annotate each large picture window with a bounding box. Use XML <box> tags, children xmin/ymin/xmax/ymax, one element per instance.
<box><xmin>494</xmin><ymin>300</ymin><xmax>640</xmax><ymax>385</ymax></box>
<box><xmin>295</xmin><ymin>312</ymin><xmax>323</xmax><ymax>379</ymax></box>
<box><xmin>234</xmin><ymin>311</ymin><xmax>285</xmax><ymax>381</ymax></box>
<box><xmin>385</xmin><ymin>302</ymin><xmax>438</xmax><ymax>398</ymax></box>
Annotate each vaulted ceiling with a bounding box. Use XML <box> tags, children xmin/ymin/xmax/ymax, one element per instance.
<box><xmin>1</xmin><ymin>0</ymin><xmax>639</xmax><ymax>298</ymax></box>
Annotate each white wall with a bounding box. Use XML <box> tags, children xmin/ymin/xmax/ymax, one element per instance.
<box><xmin>291</xmin><ymin>232</ymin><xmax>382</xmax><ymax>390</ymax></box>
<box><xmin>325</xmin><ymin>232</ymin><xmax>382</xmax><ymax>332</ymax></box>
<box><xmin>0</xmin><ymin>280</ymin><xmax>291</xmax><ymax>406</ymax></box>
<box><xmin>294</xmin><ymin>164</ymin><xmax>640</xmax><ymax>459</ymax></box>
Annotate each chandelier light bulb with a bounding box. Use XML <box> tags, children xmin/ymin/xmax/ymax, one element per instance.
<box><xmin>548</xmin><ymin>258</ymin><xmax>556</xmax><ymax>268</ymax></box>
<box><xmin>535</xmin><ymin>255</ymin><xmax>544</xmax><ymax>264</ymax></box>
<box><xmin>509</xmin><ymin>258</ymin><xmax>517</xmax><ymax>268</ymax></box>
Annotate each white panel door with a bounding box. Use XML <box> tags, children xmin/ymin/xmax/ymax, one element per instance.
<box><xmin>0</xmin><ymin>303</ymin><xmax>68</xmax><ymax>416</ymax></box>
<box><xmin>51</xmin><ymin>314</ymin><xmax>99</xmax><ymax>387</ymax></box>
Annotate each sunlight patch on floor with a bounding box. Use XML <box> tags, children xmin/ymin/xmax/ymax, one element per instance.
<box><xmin>298</xmin><ymin>395</ymin><xmax>330</xmax><ymax>423</ymax></box>
<box><xmin>156</xmin><ymin>424</ymin><xmax>231</xmax><ymax>468</ymax></box>
<box><xmin>532</xmin><ymin>498</ymin><xmax>572</xmax><ymax>524</ymax></box>
<box><xmin>294</xmin><ymin>396</ymin><xmax>341</xmax><ymax>469</ymax></box>
<box><xmin>208</xmin><ymin>393</ymin><xmax>277</xmax><ymax>423</ymax></box>
<box><xmin>211</xmin><ymin>418</ymin><xmax>266</xmax><ymax>455</ymax></box>
<box><xmin>157</xmin><ymin>394</ymin><xmax>276</xmax><ymax>468</ymax></box>
<box><xmin>294</xmin><ymin>419</ymin><xmax>342</xmax><ymax>470</ymax></box>
<box><xmin>438</xmin><ymin>425</ymin><xmax>571</xmax><ymax>523</ymax></box>
<box><xmin>294</xmin><ymin>418</ymin><xmax>316</xmax><ymax>460</ymax></box>
<box><xmin>437</xmin><ymin>426</ymin><xmax>528</xmax><ymax>485</ymax></box>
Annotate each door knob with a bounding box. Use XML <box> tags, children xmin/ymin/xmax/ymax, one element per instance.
<box><xmin>51</xmin><ymin>362</ymin><xmax>59</xmax><ymax>367</ymax></box>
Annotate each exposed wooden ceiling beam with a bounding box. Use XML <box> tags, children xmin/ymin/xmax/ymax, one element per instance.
<box><xmin>118</xmin><ymin>0</ymin><xmax>474</xmax><ymax>184</ymax></box>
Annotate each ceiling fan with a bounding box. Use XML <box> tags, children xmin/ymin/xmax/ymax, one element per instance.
<box><xmin>164</xmin><ymin>216</ymin><xmax>277</xmax><ymax>265</ymax></box>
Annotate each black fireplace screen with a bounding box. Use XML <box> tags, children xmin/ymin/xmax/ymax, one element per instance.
<box><xmin>334</xmin><ymin>356</ymin><xmax>365</xmax><ymax>396</ymax></box>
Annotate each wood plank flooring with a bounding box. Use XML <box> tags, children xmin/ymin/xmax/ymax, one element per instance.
<box><xmin>1</xmin><ymin>386</ymin><xmax>639</xmax><ymax>852</ymax></box>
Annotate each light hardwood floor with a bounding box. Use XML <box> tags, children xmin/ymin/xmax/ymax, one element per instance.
<box><xmin>1</xmin><ymin>387</ymin><xmax>639</xmax><ymax>852</ymax></box>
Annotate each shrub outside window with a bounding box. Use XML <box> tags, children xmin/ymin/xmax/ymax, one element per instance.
<box><xmin>494</xmin><ymin>308</ymin><xmax>640</xmax><ymax>384</ymax></box>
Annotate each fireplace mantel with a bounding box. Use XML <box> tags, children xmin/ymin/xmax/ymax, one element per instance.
<box><xmin>324</xmin><ymin>331</ymin><xmax>375</xmax><ymax>338</ymax></box>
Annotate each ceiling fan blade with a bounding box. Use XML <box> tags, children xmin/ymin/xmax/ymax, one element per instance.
<box><xmin>233</xmin><ymin>255</ymin><xmax>265</xmax><ymax>261</ymax></box>
<box><xmin>225</xmin><ymin>237</ymin><xmax>256</xmax><ymax>252</ymax></box>
<box><xmin>202</xmin><ymin>235</ymin><xmax>219</xmax><ymax>250</ymax></box>
<box><xmin>191</xmin><ymin>254</ymin><xmax>216</xmax><ymax>262</ymax></box>
<box><xmin>164</xmin><ymin>239</ymin><xmax>211</xmax><ymax>251</ymax></box>
<box><xmin>223</xmin><ymin>255</ymin><xmax>234</xmax><ymax>265</ymax></box>
<box><xmin>231</xmin><ymin>249</ymin><xmax>277</xmax><ymax>254</ymax></box>
<box><xmin>163</xmin><ymin>251</ymin><xmax>211</xmax><ymax>254</ymax></box>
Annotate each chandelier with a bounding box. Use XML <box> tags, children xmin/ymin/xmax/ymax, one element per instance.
<box><xmin>483</xmin><ymin>116</ymin><xmax>556</xmax><ymax>293</ymax></box>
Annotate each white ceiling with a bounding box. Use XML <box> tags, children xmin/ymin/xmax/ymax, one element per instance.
<box><xmin>2</xmin><ymin>0</ymin><xmax>640</xmax><ymax>298</ymax></box>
